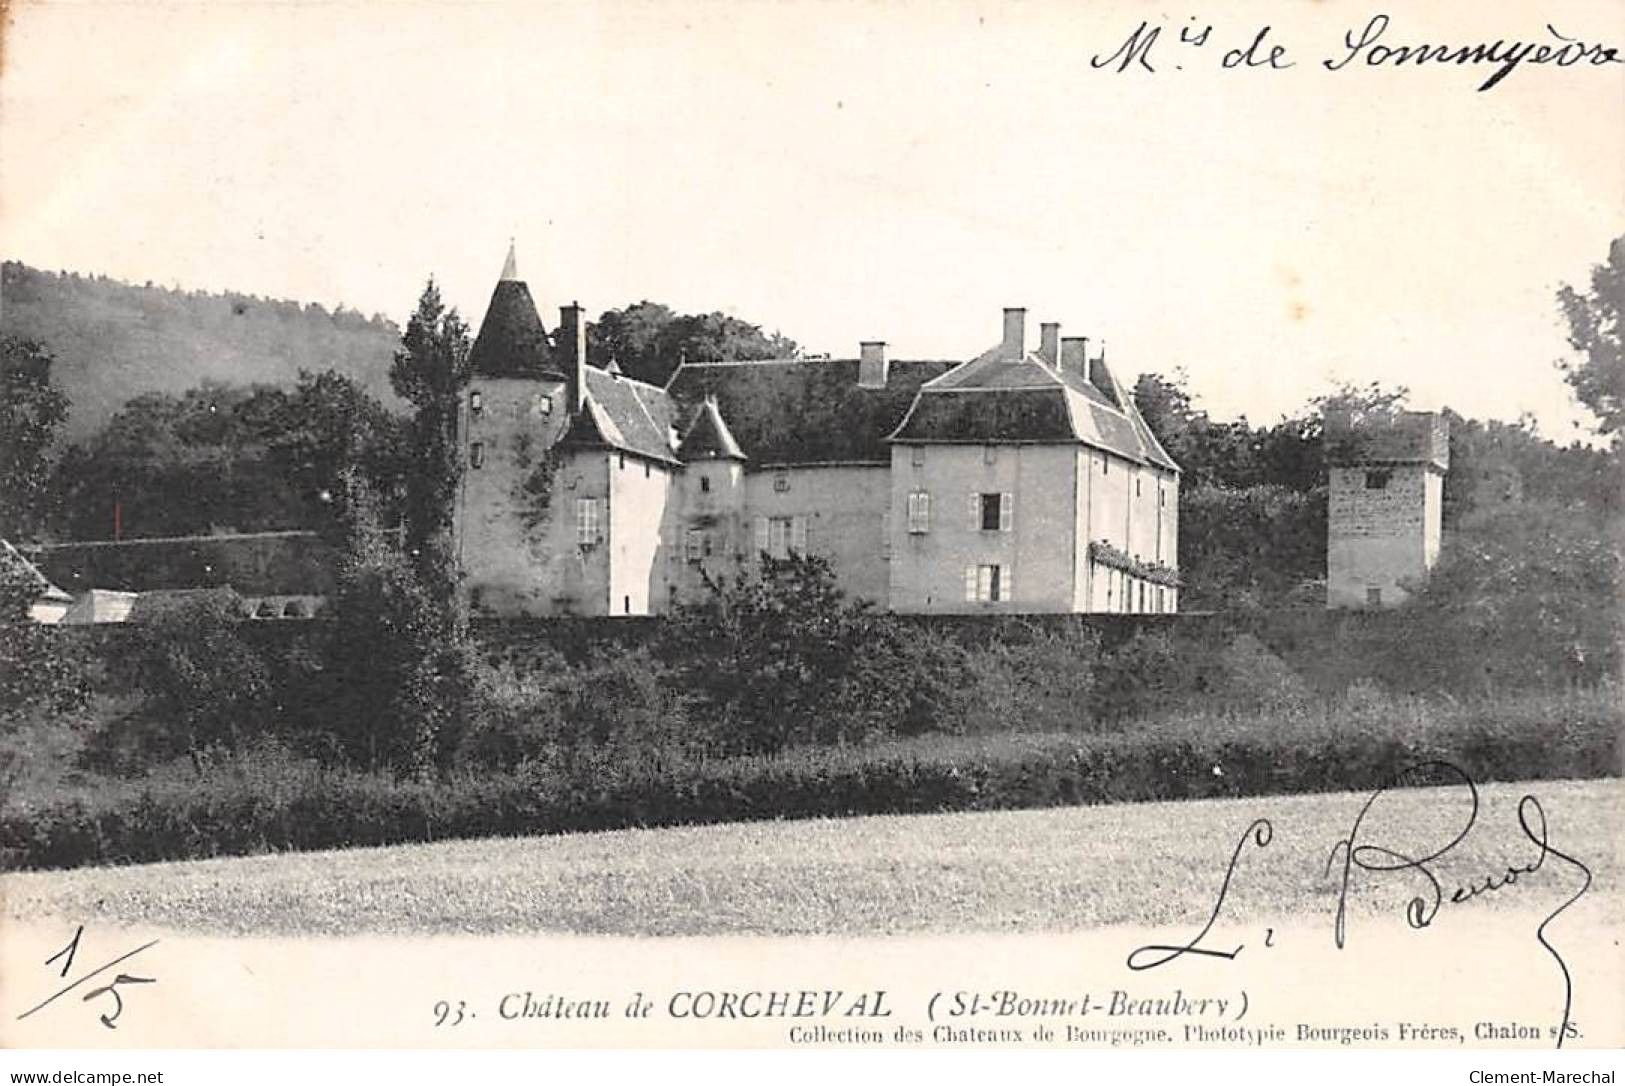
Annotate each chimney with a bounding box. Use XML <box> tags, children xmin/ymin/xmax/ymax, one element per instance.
<box><xmin>858</xmin><ymin>341</ymin><xmax>889</xmax><ymax>388</ymax></box>
<box><xmin>559</xmin><ymin>302</ymin><xmax>587</xmax><ymax>412</ymax></box>
<box><xmin>1060</xmin><ymin>336</ymin><xmax>1089</xmax><ymax>375</ymax></box>
<box><xmin>1039</xmin><ymin>322</ymin><xmax>1060</xmax><ymax>366</ymax></box>
<box><xmin>1002</xmin><ymin>307</ymin><xmax>1026</xmax><ymax>358</ymax></box>
<box><xmin>1087</xmin><ymin>343</ymin><xmax>1110</xmax><ymax>394</ymax></box>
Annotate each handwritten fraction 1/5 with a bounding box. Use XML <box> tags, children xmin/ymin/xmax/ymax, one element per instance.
<box><xmin>15</xmin><ymin>925</ymin><xmax>160</xmax><ymax>1032</ymax></box>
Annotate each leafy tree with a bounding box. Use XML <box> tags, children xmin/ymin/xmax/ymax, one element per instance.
<box><xmin>51</xmin><ymin>374</ymin><xmax>403</xmax><ymax>540</ymax></box>
<box><xmin>0</xmin><ymin>551</ymin><xmax>89</xmax><ymax>724</ymax></box>
<box><xmin>588</xmin><ymin>301</ymin><xmax>799</xmax><ymax>386</ymax></box>
<box><xmin>266</xmin><ymin>370</ymin><xmax>408</xmax><ymax>540</ymax></box>
<box><xmin>122</xmin><ymin>592</ymin><xmax>271</xmax><ymax>761</ymax></box>
<box><xmin>668</xmin><ymin>553</ymin><xmax>909</xmax><ymax>753</ymax></box>
<box><xmin>389</xmin><ymin>280</ymin><xmax>471</xmax><ymax>604</ymax></box>
<box><xmin>1557</xmin><ymin>235</ymin><xmax>1624</xmax><ymax>440</ymax></box>
<box><xmin>1398</xmin><ymin>501</ymin><xmax>1622</xmax><ymax>691</ymax></box>
<box><xmin>323</xmin><ymin>474</ymin><xmax>475</xmax><ymax>774</ymax></box>
<box><xmin>1178</xmin><ymin>484</ymin><xmax>1326</xmax><ymax>611</ymax></box>
<box><xmin>0</xmin><ymin>337</ymin><xmax>70</xmax><ymax>539</ymax></box>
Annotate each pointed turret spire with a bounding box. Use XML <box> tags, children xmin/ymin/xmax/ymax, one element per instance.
<box><xmin>469</xmin><ymin>241</ymin><xmax>561</xmax><ymax>379</ymax></box>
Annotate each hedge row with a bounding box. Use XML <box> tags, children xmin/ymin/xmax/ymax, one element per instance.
<box><xmin>3</xmin><ymin>690</ymin><xmax>1615</xmax><ymax>872</ymax></box>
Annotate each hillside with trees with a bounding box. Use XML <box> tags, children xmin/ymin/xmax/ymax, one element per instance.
<box><xmin>0</xmin><ymin>262</ymin><xmax>402</xmax><ymax>439</ymax></box>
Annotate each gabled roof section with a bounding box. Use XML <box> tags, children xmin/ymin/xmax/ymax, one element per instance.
<box><xmin>60</xmin><ymin>589</ymin><xmax>139</xmax><ymax>625</ymax></box>
<box><xmin>890</xmin><ymin>345</ymin><xmax>1181</xmax><ymax>471</ymax></box>
<box><xmin>665</xmin><ymin>357</ymin><xmax>956</xmax><ymax>464</ymax></box>
<box><xmin>468</xmin><ymin>275</ymin><xmax>562</xmax><ymax>380</ymax></box>
<box><xmin>1</xmin><ymin>538</ymin><xmax>71</xmax><ymax>603</ymax></box>
<box><xmin>556</xmin><ymin>366</ymin><xmax>681</xmax><ymax>464</ymax></box>
<box><xmin>678</xmin><ymin>397</ymin><xmax>746</xmax><ymax>461</ymax></box>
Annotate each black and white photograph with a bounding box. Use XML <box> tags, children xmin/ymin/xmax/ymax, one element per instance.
<box><xmin>0</xmin><ymin>0</ymin><xmax>1621</xmax><ymax>1076</ymax></box>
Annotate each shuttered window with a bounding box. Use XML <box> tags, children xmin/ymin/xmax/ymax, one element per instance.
<box><xmin>907</xmin><ymin>491</ymin><xmax>931</xmax><ymax>533</ymax></box>
<box><xmin>964</xmin><ymin>564</ymin><xmax>1006</xmax><ymax>602</ymax></box>
<box><xmin>972</xmin><ymin>492</ymin><xmax>1013</xmax><ymax>531</ymax></box>
<box><xmin>760</xmin><ymin>516</ymin><xmax>806</xmax><ymax>558</ymax></box>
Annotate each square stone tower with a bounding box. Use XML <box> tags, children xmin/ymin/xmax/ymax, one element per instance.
<box><xmin>1325</xmin><ymin>410</ymin><xmax>1449</xmax><ymax>609</ymax></box>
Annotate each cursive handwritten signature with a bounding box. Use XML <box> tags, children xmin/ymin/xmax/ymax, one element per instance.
<box><xmin>1127</xmin><ymin>761</ymin><xmax>1594</xmax><ymax>1050</ymax></box>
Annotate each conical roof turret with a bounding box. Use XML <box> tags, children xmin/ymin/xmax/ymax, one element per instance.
<box><xmin>468</xmin><ymin>243</ymin><xmax>563</xmax><ymax>379</ymax></box>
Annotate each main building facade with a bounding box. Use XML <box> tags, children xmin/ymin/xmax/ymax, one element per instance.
<box><xmin>454</xmin><ymin>250</ymin><xmax>1181</xmax><ymax>617</ymax></box>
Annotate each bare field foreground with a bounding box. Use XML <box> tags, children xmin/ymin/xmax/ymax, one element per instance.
<box><xmin>2</xmin><ymin>778</ymin><xmax>1620</xmax><ymax>938</ymax></box>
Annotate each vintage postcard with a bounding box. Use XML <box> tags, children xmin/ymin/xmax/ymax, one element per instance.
<box><xmin>0</xmin><ymin>0</ymin><xmax>1621</xmax><ymax>1070</ymax></box>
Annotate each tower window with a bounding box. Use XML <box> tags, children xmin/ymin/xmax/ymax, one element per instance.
<box><xmin>974</xmin><ymin>492</ymin><xmax>1013</xmax><ymax>531</ymax></box>
<box><xmin>983</xmin><ymin>444</ymin><xmax>998</xmax><ymax>466</ymax></box>
<box><xmin>469</xmin><ymin>442</ymin><xmax>484</xmax><ymax>469</ymax></box>
<box><xmin>1365</xmin><ymin>470</ymin><xmax>1392</xmax><ymax>490</ymax></box>
<box><xmin>700</xmin><ymin>476</ymin><xmax>711</xmax><ymax>493</ymax></box>
<box><xmin>576</xmin><ymin>498</ymin><xmax>600</xmax><ymax>546</ymax></box>
<box><xmin>907</xmin><ymin>490</ymin><xmax>931</xmax><ymax>534</ymax></box>
<box><xmin>911</xmin><ymin>446</ymin><xmax>926</xmax><ymax>468</ymax></box>
<box><xmin>469</xmin><ymin>390</ymin><xmax>484</xmax><ymax>414</ymax></box>
<box><xmin>774</xmin><ymin>472</ymin><xmax>790</xmax><ymax>493</ymax></box>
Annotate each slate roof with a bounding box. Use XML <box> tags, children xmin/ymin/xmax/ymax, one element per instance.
<box><xmin>890</xmin><ymin>347</ymin><xmax>1180</xmax><ymax>471</ymax></box>
<box><xmin>468</xmin><ymin>279</ymin><xmax>563</xmax><ymax>380</ymax></box>
<box><xmin>678</xmin><ymin>397</ymin><xmax>747</xmax><ymax>461</ymax></box>
<box><xmin>665</xmin><ymin>358</ymin><xmax>958</xmax><ymax>465</ymax></box>
<box><xmin>1325</xmin><ymin>410</ymin><xmax>1449</xmax><ymax>470</ymax></box>
<box><xmin>0</xmin><ymin>538</ymin><xmax>71</xmax><ymax>603</ymax></box>
<box><xmin>556</xmin><ymin>366</ymin><xmax>682</xmax><ymax>464</ymax></box>
<box><xmin>24</xmin><ymin>531</ymin><xmax>338</xmax><ymax>596</ymax></box>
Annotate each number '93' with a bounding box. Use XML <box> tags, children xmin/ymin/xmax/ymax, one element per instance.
<box><xmin>434</xmin><ymin>1000</ymin><xmax>468</xmax><ymax>1027</ymax></box>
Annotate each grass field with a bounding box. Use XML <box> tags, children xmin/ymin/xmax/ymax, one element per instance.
<box><xmin>2</xmin><ymin>778</ymin><xmax>1618</xmax><ymax>937</ymax></box>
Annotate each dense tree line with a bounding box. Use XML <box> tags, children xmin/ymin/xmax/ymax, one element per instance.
<box><xmin>0</xmin><ymin>261</ymin><xmax>400</xmax><ymax>441</ymax></box>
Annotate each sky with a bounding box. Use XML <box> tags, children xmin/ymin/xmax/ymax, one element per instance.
<box><xmin>2</xmin><ymin>0</ymin><xmax>1622</xmax><ymax>438</ymax></box>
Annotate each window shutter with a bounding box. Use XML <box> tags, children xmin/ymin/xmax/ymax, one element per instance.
<box><xmin>1001</xmin><ymin>568</ymin><xmax>1013</xmax><ymax>602</ymax></box>
<box><xmin>792</xmin><ymin>515</ymin><xmax>807</xmax><ymax>552</ymax></box>
<box><xmin>964</xmin><ymin>566</ymin><xmax>978</xmax><ymax>602</ymax></box>
<box><xmin>968</xmin><ymin>493</ymin><xmax>980</xmax><ymax>530</ymax></box>
<box><xmin>755</xmin><ymin>516</ymin><xmax>769</xmax><ymax>555</ymax></box>
<box><xmin>1000</xmin><ymin>492</ymin><xmax>1013</xmax><ymax>532</ymax></box>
